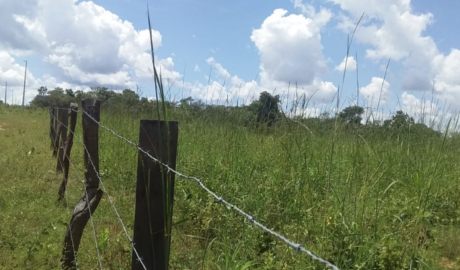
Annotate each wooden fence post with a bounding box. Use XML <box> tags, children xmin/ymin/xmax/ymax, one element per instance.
<box><xmin>58</xmin><ymin>103</ymin><xmax>78</xmax><ymax>202</ymax></box>
<box><xmin>50</xmin><ymin>106</ymin><xmax>57</xmax><ymax>148</ymax></box>
<box><xmin>56</xmin><ymin>107</ymin><xmax>69</xmax><ymax>172</ymax></box>
<box><xmin>131</xmin><ymin>120</ymin><xmax>179</xmax><ymax>270</ymax></box>
<box><xmin>61</xmin><ymin>99</ymin><xmax>103</xmax><ymax>270</ymax></box>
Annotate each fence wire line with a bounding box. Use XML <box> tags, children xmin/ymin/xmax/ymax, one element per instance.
<box><xmin>52</xmin><ymin>108</ymin><xmax>148</xmax><ymax>270</ymax></box>
<box><xmin>51</xmin><ymin>112</ymin><xmax>104</xmax><ymax>270</ymax></box>
<box><xmin>74</xmin><ymin>108</ymin><xmax>341</xmax><ymax>270</ymax></box>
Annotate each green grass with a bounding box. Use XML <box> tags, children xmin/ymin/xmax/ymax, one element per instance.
<box><xmin>1</xmin><ymin>104</ymin><xmax>460</xmax><ymax>269</ymax></box>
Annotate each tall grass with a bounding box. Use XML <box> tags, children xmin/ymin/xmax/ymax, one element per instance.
<box><xmin>1</xmin><ymin>90</ymin><xmax>460</xmax><ymax>269</ymax></box>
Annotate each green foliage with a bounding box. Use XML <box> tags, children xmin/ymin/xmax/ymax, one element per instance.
<box><xmin>382</xmin><ymin>110</ymin><xmax>442</xmax><ymax>139</ymax></box>
<box><xmin>339</xmin><ymin>105</ymin><xmax>364</xmax><ymax>125</ymax></box>
<box><xmin>384</xmin><ymin>110</ymin><xmax>415</xmax><ymax>130</ymax></box>
<box><xmin>37</xmin><ymin>86</ymin><xmax>48</xmax><ymax>96</ymax></box>
<box><xmin>248</xmin><ymin>91</ymin><xmax>281</xmax><ymax>127</ymax></box>
<box><xmin>30</xmin><ymin>86</ymin><xmax>75</xmax><ymax>107</ymax></box>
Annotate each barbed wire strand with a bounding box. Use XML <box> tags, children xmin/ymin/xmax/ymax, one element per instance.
<box><xmin>51</xmin><ymin>112</ymin><xmax>104</xmax><ymax>270</ymax></box>
<box><xmin>53</xmin><ymin>109</ymin><xmax>148</xmax><ymax>270</ymax></box>
<box><xmin>77</xmin><ymin>108</ymin><xmax>340</xmax><ymax>270</ymax></box>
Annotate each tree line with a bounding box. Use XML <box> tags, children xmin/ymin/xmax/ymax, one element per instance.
<box><xmin>27</xmin><ymin>86</ymin><xmax>441</xmax><ymax>138</ymax></box>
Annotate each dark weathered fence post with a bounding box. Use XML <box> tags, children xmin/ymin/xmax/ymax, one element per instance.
<box><xmin>61</xmin><ymin>99</ymin><xmax>103</xmax><ymax>270</ymax></box>
<box><xmin>50</xmin><ymin>106</ymin><xmax>57</xmax><ymax>148</ymax></box>
<box><xmin>58</xmin><ymin>103</ymin><xmax>79</xmax><ymax>202</ymax></box>
<box><xmin>131</xmin><ymin>120</ymin><xmax>179</xmax><ymax>270</ymax></box>
<box><xmin>56</xmin><ymin>107</ymin><xmax>69</xmax><ymax>172</ymax></box>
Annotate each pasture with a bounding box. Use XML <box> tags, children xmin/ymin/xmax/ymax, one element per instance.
<box><xmin>1</xmin><ymin>104</ymin><xmax>460</xmax><ymax>269</ymax></box>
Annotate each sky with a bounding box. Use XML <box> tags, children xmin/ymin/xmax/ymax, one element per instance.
<box><xmin>1</xmin><ymin>0</ymin><xmax>460</xmax><ymax>123</ymax></box>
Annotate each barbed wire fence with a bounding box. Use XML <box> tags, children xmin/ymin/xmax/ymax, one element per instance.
<box><xmin>49</xmin><ymin>102</ymin><xmax>340</xmax><ymax>270</ymax></box>
<box><xmin>52</xmin><ymin>106</ymin><xmax>148</xmax><ymax>270</ymax></box>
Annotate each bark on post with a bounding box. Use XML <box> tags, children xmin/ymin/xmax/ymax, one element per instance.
<box><xmin>61</xmin><ymin>99</ymin><xmax>103</xmax><ymax>270</ymax></box>
<box><xmin>50</xmin><ymin>107</ymin><xmax>57</xmax><ymax>148</ymax></box>
<box><xmin>56</xmin><ymin>108</ymin><xmax>69</xmax><ymax>172</ymax></box>
<box><xmin>131</xmin><ymin>120</ymin><xmax>178</xmax><ymax>270</ymax></box>
<box><xmin>58</xmin><ymin>103</ymin><xmax>79</xmax><ymax>202</ymax></box>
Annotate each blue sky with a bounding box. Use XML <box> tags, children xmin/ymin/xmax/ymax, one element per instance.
<box><xmin>1</xmin><ymin>0</ymin><xmax>460</xmax><ymax>123</ymax></box>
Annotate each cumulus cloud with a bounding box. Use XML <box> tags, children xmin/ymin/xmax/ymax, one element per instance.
<box><xmin>401</xmin><ymin>92</ymin><xmax>450</xmax><ymax>128</ymax></box>
<box><xmin>251</xmin><ymin>9</ymin><xmax>328</xmax><ymax>85</ymax></box>
<box><xmin>0</xmin><ymin>51</ymin><xmax>41</xmax><ymax>104</ymax></box>
<box><xmin>400</xmin><ymin>68</ymin><xmax>432</xmax><ymax>91</ymax></box>
<box><xmin>335</xmin><ymin>56</ymin><xmax>357</xmax><ymax>72</ymax></box>
<box><xmin>432</xmin><ymin>49</ymin><xmax>460</xmax><ymax>102</ymax></box>
<box><xmin>331</xmin><ymin>0</ymin><xmax>436</xmax><ymax>63</ymax></box>
<box><xmin>359</xmin><ymin>77</ymin><xmax>391</xmax><ymax>108</ymax></box>
<box><xmin>329</xmin><ymin>0</ymin><xmax>460</xmax><ymax>109</ymax></box>
<box><xmin>0</xmin><ymin>0</ymin><xmax>179</xmax><ymax>96</ymax></box>
<box><xmin>250</xmin><ymin>7</ymin><xmax>337</xmax><ymax>102</ymax></box>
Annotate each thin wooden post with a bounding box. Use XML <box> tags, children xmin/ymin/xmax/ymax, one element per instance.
<box><xmin>50</xmin><ymin>107</ymin><xmax>57</xmax><ymax>148</ymax></box>
<box><xmin>53</xmin><ymin>113</ymin><xmax>62</xmax><ymax>157</ymax></box>
<box><xmin>61</xmin><ymin>99</ymin><xmax>103</xmax><ymax>270</ymax></box>
<box><xmin>58</xmin><ymin>103</ymin><xmax>78</xmax><ymax>202</ymax></box>
<box><xmin>131</xmin><ymin>120</ymin><xmax>178</xmax><ymax>270</ymax></box>
<box><xmin>56</xmin><ymin>108</ymin><xmax>69</xmax><ymax>172</ymax></box>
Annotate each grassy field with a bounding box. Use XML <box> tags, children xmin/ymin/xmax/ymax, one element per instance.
<box><xmin>1</xmin><ymin>104</ymin><xmax>460</xmax><ymax>269</ymax></box>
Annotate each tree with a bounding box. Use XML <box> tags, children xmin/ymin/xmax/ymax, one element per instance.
<box><xmin>339</xmin><ymin>106</ymin><xmax>364</xmax><ymax>125</ymax></box>
<box><xmin>121</xmin><ymin>89</ymin><xmax>139</xmax><ymax>106</ymax></box>
<box><xmin>383</xmin><ymin>111</ymin><xmax>415</xmax><ymax>130</ymax></box>
<box><xmin>30</xmin><ymin>87</ymin><xmax>75</xmax><ymax>107</ymax></box>
<box><xmin>92</xmin><ymin>87</ymin><xmax>116</xmax><ymax>104</ymax></box>
<box><xmin>249</xmin><ymin>91</ymin><xmax>281</xmax><ymax>126</ymax></box>
<box><xmin>65</xmin><ymin>89</ymin><xmax>75</xmax><ymax>97</ymax></box>
<box><xmin>37</xmin><ymin>86</ymin><xmax>48</xmax><ymax>96</ymax></box>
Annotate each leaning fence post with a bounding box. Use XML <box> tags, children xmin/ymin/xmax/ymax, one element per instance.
<box><xmin>50</xmin><ymin>106</ymin><xmax>57</xmax><ymax>148</ymax></box>
<box><xmin>131</xmin><ymin>120</ymin><xmax>179</xmax><ymax>270</ymax></box>
<box><xmin>56</xmin><ymin>107</ymin><xmax>69</xmax><ymax>172</ymax></box>
<box><xmin>58</xmin><ymin>103</ymin><xmax>78</xmax><ymax>202</ymax></box>
<box><xmin>61</xmin><ymin>99</ymin><xmax>103</xmax><ymax>270</ymax></box>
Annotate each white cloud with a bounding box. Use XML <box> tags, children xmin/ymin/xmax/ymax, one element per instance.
<box><xmin>330</xmin><ymin>0</ymin><xmax>436</xmax><ymax>61</ymax></box>
<box><xmin>335</xmin><ymin>56</ymin><xmax>357</xmax><ymax>72</ymax></box>
<box><xmin>400</xmin><ymin>92</ymin><xmax>450</xmax><ymax>128</ymax></box>
<box><xmin>432</xmin><ymin>49</ymin><xmax>460</xmax><ymax>101</ymax></box>
<box><xmin>0</xmin><ymin>52</ymin><xmax>36</xmax><ymax>86</ymax></box>
<box><xmin>250</xmin><ymin>7</ymin><xmax>337</xmax><ymax>102</ymax></box>
<box><xmin>0</xmin><ymin>51</ymin><xmax>41</xmax><ymax>104</ymax></box>
<box><xmin>194</xmin><ymin>64</ymin><xmax>201</xmax><ymax>72</ymax></box>
<box><xmin>359</xmin><ymin>77</ymin><xmax>391</xmax><ymax>108</ymax></box>
<box><xmin>251</xmin><ymin>9</ymin><xmax>328</xmax><ymax>85</ymax></box>
<box><xmin>0</xmin><ymin>0</ymin><xmax>178</xmax><ymax>94</ymax></box>
<box><xmin>206</xmin><ymin>57</ymin><xmax>230</xmax><ymax>78</ymax></box>
<box><xmin>330</xmin><ymin>0</ymin><xmax>460</xmax><ymax>110</ymax></box>
<box><xmin>175</xmin><ymin>58</ymin><xmax>267</xmax><ymax>105</ymax></box>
